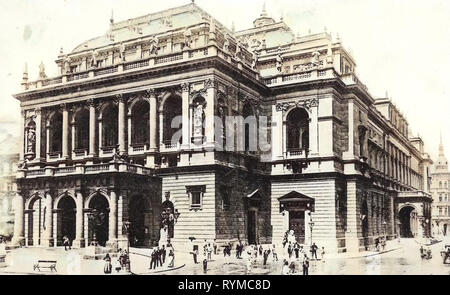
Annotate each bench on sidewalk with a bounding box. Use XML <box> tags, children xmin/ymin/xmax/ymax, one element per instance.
<box><xmin>33</xmin><ymin>260</ymin><xmax>57</xmax><ymax>272</ymax></box>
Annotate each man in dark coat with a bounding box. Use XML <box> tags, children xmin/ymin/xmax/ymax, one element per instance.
<box><xmin>161</xmin><ymin>245</ymin><xmax>167</xmax><ymax>264</ymax></box>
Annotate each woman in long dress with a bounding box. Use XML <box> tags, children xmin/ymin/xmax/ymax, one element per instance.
<box><xmin>103</xmin><ymin>253</ymin><xmax>112</xmax><ymax>274</ymax></box>
<box><xmin>167</xmin><ymin>250</ymin><xmax>175</xmax><ymax>268</ymax></box>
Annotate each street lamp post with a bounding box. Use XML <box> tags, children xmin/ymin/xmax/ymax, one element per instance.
<box><xmin>309</xmin><ymin>219</ymin><xmax>315</xmax><ymax>246</ymax></box>
<box><xmin>122</xmin><ymin>221</ymin><xmax>131</xmax><ymax>273</ymax></box>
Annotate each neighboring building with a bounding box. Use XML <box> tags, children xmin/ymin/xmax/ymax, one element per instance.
<box><xmin>11</xmin><ymin>2</ymin><xmax>433</xmax><ymax>252</ymax></box>
<box><xmin>0</xmin><ymin>134</ymin><xmax>20</xmax><ymax>240</ymax></box>
<box><xmin>431</xmin><ymin>137</ymin><xmax>450</xmax><ymax>236</ymax></box>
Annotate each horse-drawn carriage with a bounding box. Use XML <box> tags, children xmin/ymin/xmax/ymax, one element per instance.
<box><xmin>440</xmin><ymin>245</ymin><xmax>450</xmax><ymax>264</ymax></box>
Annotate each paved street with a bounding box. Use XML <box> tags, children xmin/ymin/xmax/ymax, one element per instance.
<box><xmin>1</xmin><ymin>238</ymin><xmax>449</xmax><ymax>275</ymax></box>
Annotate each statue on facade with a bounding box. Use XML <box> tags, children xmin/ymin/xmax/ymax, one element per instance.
<box><xmin>251</xmin><ymin>51</ymin><xmax>258</xmax><ymax>70</ymax></box>
<box><xmin>193</xmin><ymin>102</ymin><xmax>205</xmax><ymax>141</ymax></box>
<box><xmin>110</xmin><ymin>151</ymin><xmax>125</xmax><ymax>163</ymax></box>
<box><xmin>148</xmin><ymin>36</ymin><xmax>159</xmax><ymax>55</ymax></box>
<box><xmin>183</xmin><ymin>28</ymin><xmax>192</xmax><ymax>49</ymax></box>
<box><xmin>223</xmin><ymin>38</ymin><xmax>230</xmax><ymax>53</ymax></box>
<box><xmin>276</xmin><ymin>53</ymin><xmax>282</xmax><ymax>73</ymax></box>
<box><xmin>312</xmin><ymin>50</ymin><xmax>321</xmax><ymax>67</ymax></box>
<box><xmin>90</xmin><ymin>50</ymin><xmax>99</xmax><ymax>68</ymax></box>
<box><xmin>63</xmin><ymin>57</ymin><xmax>71</xmax><ymax>74</ymax></box>
<box><xmin>26</xmin><ymin>128</ymin><xmax>36</xmax><ymax>154</ymax></box>
<box><xmin>38</xmin><ymin>62</ymin><xmax>47</xmax><ymax>80</ymax></box>
<box><xmin>119</xmin><ymin>43</ymin><xmax>126</xmax><ymax>62</ymax></box>
<box><xmin>235</xmin><ymin>39</ymin><xmax>242</xmax><ymax>59</ymax></box>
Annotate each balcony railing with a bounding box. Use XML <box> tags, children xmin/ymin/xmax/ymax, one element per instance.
<box><xmin>160</xmin><ymin>140</ymin><xmax>181</xmax><ymax>152</ymax></box>
<box><xmin>20</xmin><ymin>162</ymin><xmax>155</xmax><ymax>178</ymax></box>
<box><xmin>285</xmin><ymin>148</ymin><xmax>308</xmax><ymax>159</ymax></box>
<box><xmin>47</xmin><ymin>152</ymin><xmax>61</xmax><ymax>161</ymax></box>
<box><xmin>99</xmin><ymin>146</ymin><xmax>117</xmax><ymax>157</ymax></box>
<box><xmin>129</xmin><ymin>143</ymin><xmax>149</xmax><ymax>155</ymax></box>
<box><xmin>72</xmin><ymin>149</ymin><xmax>88</xmax><ymax>159</ymax></box>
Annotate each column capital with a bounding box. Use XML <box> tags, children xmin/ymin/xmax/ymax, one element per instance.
<box><xmin>181</xmin><ymin>82</ymin><xmax>190</xmax><ymax>92</ymax></box>
<box><xmin>60</xmin><ymin>103</ymin><xmax>68</xmax><ymax>112</ymax></box>
<box><xmin>114</xmin><ymin>93</ymin><xmax>126</xmax><ymax>104</ymax></box>
<box><xmin>35</xmin><ymin>107</ymin><xmax>42</xmax><ymax>116</ymax></box>
<box><xmin>204</xmin><ymin>78</ymin><xmax>216</xmax><ymax>89</ymax></box>
<box><xmin>87</xmin><ymin>98</ymin><xmax>96</xmax><ymax>107</ymax></box>
<box><xmin>145</xmin><ymin>88</ymin><xmax>157</xmax><ymax>98</ymax></box>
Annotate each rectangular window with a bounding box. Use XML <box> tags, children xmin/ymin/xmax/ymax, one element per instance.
<box><xmin>186</xmin><ymin>185</ymin><xmax>206</xmax><ymax>210</ymax></box>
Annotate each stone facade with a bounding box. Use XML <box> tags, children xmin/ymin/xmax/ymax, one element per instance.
<box><xmin>431</xmin><ymin>138</ymin><xmax>450</xmax><ymax>236</ymax></box>
<box><xmin>10</xmin><ymin>3</ymin><xmax>433</xmax><ymax>252</ymax></box>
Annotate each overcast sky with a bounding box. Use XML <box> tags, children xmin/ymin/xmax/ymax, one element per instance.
<box><xmin>0</xmin><ymin>0</ymin><xmax>449</xmax><ymax>160</ymax></box>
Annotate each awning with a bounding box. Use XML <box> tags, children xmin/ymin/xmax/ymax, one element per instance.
<box><xmin>278</xmin><ymin>191</ymin><xmax>315</xmax><ymax>212</ymax></box>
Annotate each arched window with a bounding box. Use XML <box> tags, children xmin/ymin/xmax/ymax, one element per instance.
<box><xmin>286</xmin><ymin>107</ymin><xmax>309</xmax><ymax>152</ymax></box>
<box><xmin>102</xmin><ymin>104</ymin><xmax>118</xmax><ymax>147</ymax></box>
<box><xmin>131</xmin><ymin>100</ymin><xmax>149</xmax><ymax>145</ymax></box>
<box><xmin>74</xmin><ymin>109</ymin><xmax>89</xmax><ymax>150</ymax></box>
<box><xmin>163</xmin><ymin>95</ymin><xmax>182</xmax><ymax>144</ymax></box>
<box><xmin>49</xmin><ymin>112</ymin><xmax>63</xmax><ymax>153</ymax></box>
<box><xmin>242</xmin><ymin>103</ymin><xmax>257</xmax><ymax>152</ymax></box>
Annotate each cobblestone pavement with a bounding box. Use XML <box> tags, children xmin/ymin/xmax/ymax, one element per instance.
<box><xmin>1</xmin><ymin>238</ymin><xmax>449</xmax><ymax>275</ymax></box>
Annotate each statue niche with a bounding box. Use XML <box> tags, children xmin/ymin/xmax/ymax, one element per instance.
<box><xmin>192</xmin><ymin>96</ymin><xmax>206</xmax><ymax>144</ymax></box>
<box><xmin>25</xmin><ymin>120</ymin><xmax>36</xmax><ymax>160</ymax></box>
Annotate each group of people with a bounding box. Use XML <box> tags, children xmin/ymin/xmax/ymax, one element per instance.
<box><xmin>150</xmin><ymin>244</ymin><xmax>175</xmax><ymax>269</ymax></box>
<box><xmin>103</xmin><ymin>249</ymin><xmax>130</xmax><ymax>274</ymax></box>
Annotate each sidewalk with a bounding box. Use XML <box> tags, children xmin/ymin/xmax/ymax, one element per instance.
<box><xmin>325</xmin><ymin>241</ymin><xmax>402</xmax><ymax>260</ymax></box>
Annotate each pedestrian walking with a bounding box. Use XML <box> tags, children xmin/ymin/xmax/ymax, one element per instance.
<box><xmin>168</xmin><ymin>249</ymin><xmax>175</xmax><ymax>268</ymax></box>
<box><xmin>161</xmin><ymin>245</ymin><xmax>167</xmax><ymax>264</ymax></box>
<box><xmin>263</xmin><ymin>250</ymin><xmax>268</xmax><ymax>265</ymax></box>
<box><xmin>207</xmin><ymin>243</ymin><xmax>212</xmax><ymax>261</ymax></box>
<box><xmin>193</xmin><ymin>248</ymin><xmax>199</xmax><ymax>264</ymax></box>
<box><xmin>294</xmin><ymin>243</ymin><xmax>300</xmax><ymax>259</ymax></box>
<box><xmin>63</xmin><ymin>236</ymin><xmax>71</xmax><ymax>251</ymax></box>
<box><xmin>259</xmin><ymin>245</ymin><xmax>263</xmax><ymax>256</ymax></box>
<box><xmin>149</xmin><ymin>248</ymin><xmax>156</xmax><ymax>269</ymax></box>
<box><xmin>103</xmin><ymin>253</ymin><xmax>112</xmax><ymax>274</ymax></box>
<box><xmin>246</xmin><ymin>254</ymin><xmax>252</xmax><ymax>274</ymax></box>
<box><xmin>213</xmin><ymin>239</ymin><xmax>218</xmax><ymax>255</ymax></box>
<box><xmin>287</xmin><ymin>243</ymin><xmax>293</xmax><ymax>258</ymax></box>
<box><xmin>302</xmin><ymin>255</ymin><xmax>309</xmax><ymax>275</ymax></box>
<box><xmin>272</xmin><ymin>244</ymin><xmax>278</xmax><ymax>261</ymax></box>
<box><xmin>289</xmin><ymin>261</ymin><xmax>296</xmax><ymax>274</ymax></box>
<box><xmin>310</xmin><ymin>243</ymin><xmax>318</xmax><ymax>260</ymax></box>
<box><xmin>203</xmin><ymin>257</ymin><xmax>208</xmax><ymax>274</ymax></box>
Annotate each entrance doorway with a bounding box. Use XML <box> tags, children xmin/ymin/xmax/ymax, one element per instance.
<box><xmin>289</xmin><ymin>211</ymin><xmax>305</xmax><ymax>244</ymax></box>
<box><xmin>399</xmin><ymin>206</ymin><xmax>416</xmax><ymax>238</ymax></box>
<box><xmin>247</xmin><ymin>210</ymin><xmax>257</xmax><ymax>245</ymax></box>
<box><xmin>57</xmin><ymin>196</ymin><xmax>76</xmax><ymax>245</ymax></box>
<box><xmin>129</xmin><ymin>195</ymin><xmax>150</xmax><ymax>247</ymax></box>
<box><xmin>27</xmin><ymin>197</ymin><xmax>45</xmax><ymax>246</ymax></box>
<box><xmin>88</xmin><ymin>194</ymin><xmax>109</xmax><ymax>246</ymax></box>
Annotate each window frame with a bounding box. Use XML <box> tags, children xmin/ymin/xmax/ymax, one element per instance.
<box><xmin>186</xmin><ymin>185</ymin><xmax>206</xmax><ymax>211</ymax></box>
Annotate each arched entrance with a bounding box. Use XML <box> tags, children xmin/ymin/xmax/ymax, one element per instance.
<box><xmin>56</xmin><ymin>196</ymin><xmax>76</xmax><ymax>246</ymax></box>
<box><xmin>26</xmin><ymin>196</ymin><xmax>45</xmax><ymax>246</ymax></box>
<box><xmin>399</xmin><ymin>206</ymin><xmax>417</xmax><ymax>238</ymax></box>
<box><xmin>87</xmin><ymin>194</ymin><xmax>109</xmax><ymax>247</ymax></box>
<box><xmin>128</xmin><ymin>195</ymin><xmax>151</xmax><ymax>247</ymax></box>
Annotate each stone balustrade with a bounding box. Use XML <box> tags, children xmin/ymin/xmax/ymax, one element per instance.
<box><xmin>262</xmin><ymin>67</ymin><xmax>337</xmax><ymax>87</ymax></box>
<box><xmin>18</xmin><ymin>162</ymin><xmax>155</xmax><ymax>179</ymax></box>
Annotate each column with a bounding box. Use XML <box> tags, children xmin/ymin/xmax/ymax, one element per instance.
<box><xmin>108</xmin><ymin>190</ymin><xmax>118</xmax><ymax>246</ymax></box>
<box><xmin>35</xmin><ymin>108</ymin><xmax>42</xmax><ymax>161</ymax></box>
<box><xmin>181</xmin><ymin>83</ymin><xmax>190</xmax><ymax>147</ymax></box>
<box><xmin>62</xmin><ymin>104</ymin><xmax>70</xmax><ymax>159</ymax></box>
<box><xmin>12</xmin><ymin>193</ymin><xmax>25</xmax><ymax>246</ymax></box>
<box><xmin>345</xmin><ymin>180</ymin><xmax>361</xmax><ymax>252</ymax></box>
<box><xmin>205</xmin><ymin>81</ymin><xmax>215</xmax><ymax>144</ymax></box>
<box><xmin>117</xmin><ymin>95</ymin><xmax>127</xmax><ymax>155</ymax></box>
<box><xmin>148</xmin><ymin>89</ymin><xmax>157</xmax><ymax>151</ymax></box>
<box><xmin>88</xmin><ymin>100</ymin><xmax>97</xmax><ymax>156</ymax></box>
<box><xmin>309</xmin><ymin>105</ymin><xmax>319</xmax><ymax>155</ymax></box>
<box><xmin>74</xmin><ymin>191</ymin><xmax>84</xmax><ymax>248</ymax></box>
<box><xmin>43</xmin><ymin>192</ymin><xmax>53</xmax><ymax>247</ymax></box>
<box><xmin>19</xmin><ymin>110</ymin><xmax>25</xmax><ymax>161</ymax></box>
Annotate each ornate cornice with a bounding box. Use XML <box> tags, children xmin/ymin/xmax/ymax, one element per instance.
<box><xmin>275</xmin><ymin>98</ymin><xmax>319</xmax><ymax>112</ymax></box>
